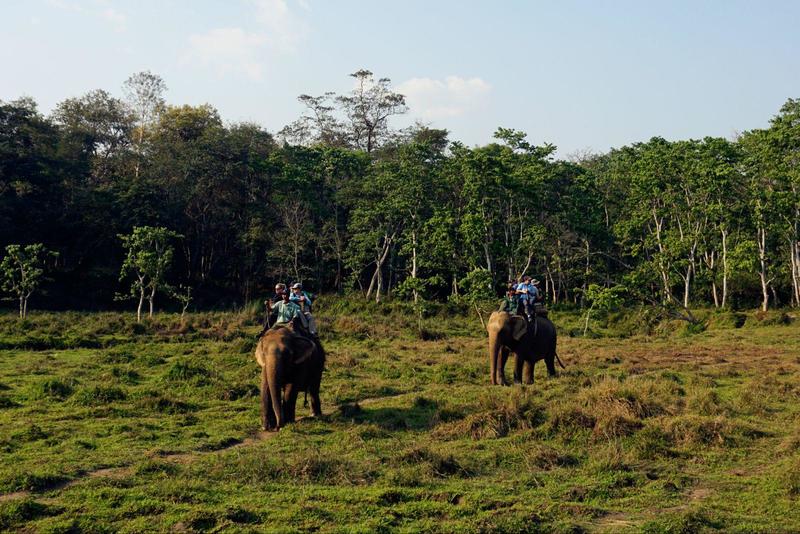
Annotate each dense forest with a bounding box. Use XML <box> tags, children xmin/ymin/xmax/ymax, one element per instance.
<box><xmin>1</xmin><ymin>69</ymin><xmax>799</xmax><ymax>313</ymax></box>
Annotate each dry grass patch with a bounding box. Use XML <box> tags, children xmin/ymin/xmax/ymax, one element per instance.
<box><xmin>432</xmin><ymin>390</ymin><xmax>545</xmax><ymax>440</ymax></box>
<box><xmin>658</xmin><ymin>415</ymin><xmax>766</xmax><ymax>448</ymax></box>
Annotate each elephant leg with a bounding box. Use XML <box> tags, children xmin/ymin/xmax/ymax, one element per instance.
<box><xmin>309</xmin><ymin>385</ymin><xmax>322</xmax><ymax>417</ymax></box>
<box><xmin>498</xmin><ymin>347</ymin><xmax>511</xmax><ymax>386</ymax></box>
<box><xmin>260</xmin><ymin>369</ymin><xmax>276</xmax><ymax>430</ymax></box>
<box><xmin>284</xmin><ymin>383</ymin><xmax>298</xmax><ymax>423</ymax></box>
<box><xmin>523</xmin><ymin>361</ymin><xmax>534</xmax><ymax>385</ymax></box>
<box><xmin>513</xmin><ymin>353</ymin><xmax>524</xmax><ymax>385</ymax></box>
<box><xmin>545</xmin><ymin>355</ymin><xmax>557</xmax><ymax>377</ymax></box>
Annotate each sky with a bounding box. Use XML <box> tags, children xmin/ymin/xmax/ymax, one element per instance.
<box><xmin>2</xmin><ymin>0</ymin><xmax>799</xmax><ymax>157</ymax></box>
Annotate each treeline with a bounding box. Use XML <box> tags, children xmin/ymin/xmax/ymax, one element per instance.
<box><xmin>1</xmin><ymin>69</ymin><xmax>799</xmax><ymax>312</ymax></box>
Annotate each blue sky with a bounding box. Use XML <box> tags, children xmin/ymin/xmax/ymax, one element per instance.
<box><xmin>2</xmin><ymin>0</ymin><xmax>799</xmax><ymax>156</ymax></box>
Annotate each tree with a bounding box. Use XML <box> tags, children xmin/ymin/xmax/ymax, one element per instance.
<box><xmin>52</xmin><ymin>89</ymin><xmax>133</xmax><ymax>183</ymax></box>
<box><xmin>0</xmin><ymin>243</ymin><xmax>57</xmax><ymax>318</ymax></box>
<box><xmin>119</xmin><ymin>226</ymin><xmax>180</xmax><ymax>322</ymax></box>
<box><xmin>123</xmin><ymin>71</ymin><xmax>167</xmax><ymax>177</ymax></box>
<box><xmin>582</xmin><ymin>284</ymin><xmax>625</xmax><ymax>336</ymax></box>
<box><xmin>337</xmin><ymin>69</ymin><xmax>408</xmax><ymax>153</ymax></box>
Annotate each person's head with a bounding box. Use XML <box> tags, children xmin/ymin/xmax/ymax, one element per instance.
<box><xmin>281</xmin><ymin>291</ymin><xmax>291</xmax><ymax>302</ymax></box>
<box><xmin>291</xmin><ymin>282</ymin><xmax>302</xmax><ymax>294</ymax></box>
<box><xmin>274</xmin><ymin>283</ymin><xmax>286</xmax><ymax>295</ymax></box>
<box><xmin>523</xmin><ymin>275</ymin><xmax>531</xmax><ymax>282</ymax></box>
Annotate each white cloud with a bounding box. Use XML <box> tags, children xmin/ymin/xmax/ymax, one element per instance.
<box><xmin>185</xmin><ymin>28</ymin><xmax>268</xmax><ymax>81</ymax></box>
<box><xmin>184</xmin><ymin>0</ymin><xmax>309</xmax><ymax>80</ymax></box>
<box><xmin>100</xmin><ymin>7</ymin><xmax>126</xmax><ymax>31</ymax></box>
<box><xmin>47</xmin><ymin>0</ymin><xmax>126</xmax><ymax>32</ymax></box>
<box><xmin>252</xmin><ymin>0</ymin><xmax>309</xmax><ymax>52</ymax></box>
<box><xmin>397</xmin><ymin>76</ymin><xmax>491</xmax><ymax>120</ymax></box>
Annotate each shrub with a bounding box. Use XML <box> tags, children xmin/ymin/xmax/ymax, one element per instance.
<box><xmin>434</xmin><ymin>392</ymin><xmax>545</xmax><ymax>440</ymax></box>
<box><xmin>135</xmin><ymin>392</ymin><xmax>194</xmax><ymax>414</ymax></box>
<box><xmin>0</xmin><ymin>499</ymin><xmax>60</xmax><ymax>530</ymax></box>
<box><xmin>35</xmin><ymin>378</ymin><xmax>75</xmax><ymax>400</ymax></box>
<box><xmin>396</xmin><ymin>446</ymin><xmax>473</xmax><ymax>478</ymax></box>
<box><xmin>74</xmin><ymin>386</ymin><xmax>127</xmax><ymax>405</ymax></box>
<box><xmin>0</xmin><ymin>394</ymin><xmax>19</xmax><ymax>408</ymax></box>
<box><xmin>660</xmin><ymin>415</ymin><xmax>765</xmax><ymax>448</ymax></box>
<box><xmin>523</xmin><ymin>445</ymin><xmax>579</xmax><ymax>470</ymax></box>
<box><xmin>164</xmin><ymin>360</ymin><xmax>212</xmax><ymax>385</ymax></box>
<box><xmin>12</xmin><ymin>424</ymin><xmax>48</xmax><ymax>442</ymax></box>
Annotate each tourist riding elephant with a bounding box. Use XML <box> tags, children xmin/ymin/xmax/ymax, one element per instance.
<box><xmin>254</xmin><ymin>326</ymin><xmax>325</xmax><ymax>430</ymax></box>
<box><xmin>487</xmin><ymin>311</ymin><xmax>564</xmax><ymax>386</ymax></box>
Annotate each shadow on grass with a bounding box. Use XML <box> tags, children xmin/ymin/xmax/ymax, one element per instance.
<box><xmin>335</xmin><ymin>396</ymin><xmax>461</xmax><ymax>431</ymax></box>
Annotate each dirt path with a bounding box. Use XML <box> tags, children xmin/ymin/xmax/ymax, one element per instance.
<box><xmin>0</xmin><ymin>391</ymin><xmax>413</xmax><ymax>503</ymax></box>
<box><xmin>592</xmin><ymin>483</ymin><xmax>714</xmax><ymax>532</ymax></box>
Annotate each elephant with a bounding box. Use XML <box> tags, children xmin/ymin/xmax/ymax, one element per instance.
<box><xmin>254</xmin><ymin>325</ymin><xmax>325</xmax><ymax>430</ymax></box>
<box><xmin>487</xmin><ymin>311</ymin><xmax>564</xmax><ymax>386</ymax></box>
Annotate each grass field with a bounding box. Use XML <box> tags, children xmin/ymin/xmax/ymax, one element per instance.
<box><xmin>1</xmin><ymin>303</ymin><xmax>799</xmax><ymax>533</ymax></box>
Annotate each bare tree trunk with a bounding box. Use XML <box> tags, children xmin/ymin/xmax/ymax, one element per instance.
<box><xmin>137</xmin><ymin>289</ymin><xmax>145</xmax><ymax>323</ymax></box>
<box><xmin>19</xmin><ymin>295</ymin><xmax>24</xmax><ymax>319</ymax></box>
<box><xmin>652</xmin><ymin>209</ymin><xmax>673</xmax><ymax>304</ymax></box>
<box><xmin>411</xmin><ymin>229</ymin><xmax>418</xmax><ymax>304</ymax></box>
<box><xmin>149</xmin><ymin>286</ymin><xmax>156</xmax><ymax>318</ymax></box>
<box><xmin>790</xmin><ymin>240</ymin><xmax>800</xmax><ymax>307</ymax></box>
<box><xmin>721</xmin><ymin>228</ymin><xmax>728</xmax><ymax>308</ymax></box>
<box><xmin>757</xmin><ymin>226</ymin><xmax>770</xmax><ymax>312</ymax></box>
<box><xmin>366</xmin><ymin>233</ymin><xmax>394</xmax><ymax>303</ymax></box>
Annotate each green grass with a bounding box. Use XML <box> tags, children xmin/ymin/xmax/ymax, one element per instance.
<box><xmin>0</xmin><ymin>305</ymin><xmax>799</xmax><ymax>532</ymax></box>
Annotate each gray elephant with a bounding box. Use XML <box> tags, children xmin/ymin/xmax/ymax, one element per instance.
<box><xmin>254</xmin><ymin>326</ymin><xmax>325</xmax><ymax>430</ymax></box>
<box><xmin>487</xmin><ymin>311</ymin><xmax>564</xmax><ymax>386</ymax></box>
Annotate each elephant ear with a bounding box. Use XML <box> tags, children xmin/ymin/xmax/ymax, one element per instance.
<box><xmin>289</xmin><ymin>336</ymin><xmax>315</xmax><ymax>364</ymax></box>
<box><xmin>510</xmin><ymin>316</ymin><xmax>528</xmax><ymax>341</ymax></box>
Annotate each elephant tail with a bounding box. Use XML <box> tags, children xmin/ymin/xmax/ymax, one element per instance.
<box><xmin>555</xmin><ymin>352</ymin><xmax>566</xmax><ymax>369</ymax></box>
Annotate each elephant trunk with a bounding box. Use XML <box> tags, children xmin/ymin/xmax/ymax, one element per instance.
<box><xmin>266</xmin><ymin>347</ymin><xmax>284</xmax><ymax>429</ymax></box>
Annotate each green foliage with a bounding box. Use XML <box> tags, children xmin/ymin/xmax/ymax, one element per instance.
<box><xmin>0</xmin><ymin>243</ymin><xmax>56</xmax><ymax>318</ymax></box>
<box><xmin>3</xmin><ymin>77</ymin><xmax>800</xmax><ymax>315</ymax></box>
<box><xmin>118</xmin><ymin>226</ymin><xmax>181</xmax><ymax>321</ymax></box>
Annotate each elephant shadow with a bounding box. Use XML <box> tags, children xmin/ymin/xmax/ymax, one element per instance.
<box><xmin>336</xmin><ymin>398</ymin><xmax>459</xmax><ymax>431</ymax></box>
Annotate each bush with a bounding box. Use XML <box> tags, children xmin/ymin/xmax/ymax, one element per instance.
<box><xmin>660</xmin><ymin>415</ymin><xmax>766</xmax><ymax>448</ymax></box>
<box><xmin>434</xmin><ymin>391</ymin><xmax>545</xmax><ymax>440</ymax></box>
<box><xmin>0</xmin><ymin>499</ymin><xmax>60</xmax><ymax>530</ymax></box>
<box><xmin>34</xmin><ymin>378</ymin><xmax>75</xmax><ymax>400</ymax></box>
<box><xmin>74</xmin><ymin>385</ymin><xmax>127</xmax><ymax>405</ymax></box>
<box><xmin>163</xmin><ymin>361</ymin><xmax>212</xmax><ymax>385</ymax></box>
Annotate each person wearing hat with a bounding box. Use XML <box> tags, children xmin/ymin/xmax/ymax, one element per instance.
<box><xmin>515</xmin><ymin>275</ymin><xmax>539</xmax><ymax>321</ymax></box>
<box><xmin>289</xmin><ymin>283</ymin><xmax>317</xmax><ymax>336</ymax></box>
<box><xmin>499</xmin><ymin>285</ymin><xmax>519</xmax><ymax>314</ymax></box>
<box><xmin>267</xmin><ymin>289</ymin><xmax>307</xmax><ymax>329</ymax></box>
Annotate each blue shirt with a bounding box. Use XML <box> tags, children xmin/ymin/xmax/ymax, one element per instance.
<box><xmin>515</xmin><ymin>282</ymin><xmax>539</xmax><ymax>301</ymax></box>
<box><xmin>289</xmin><ymin>290</ymin><xmax>313</xmax><ymax>312</ymax></box>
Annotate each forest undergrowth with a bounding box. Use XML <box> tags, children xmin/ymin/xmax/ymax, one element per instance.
<box><xmin>1</xmin><ymin>303</ymin><xmax>799</xmax><ymax>532</ymax></box>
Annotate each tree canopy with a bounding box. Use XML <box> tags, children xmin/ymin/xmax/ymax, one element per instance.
<box><xmin>1</xmin><ymin>71</ymin><xmax>799</xmax><ymax>312</ymax></box>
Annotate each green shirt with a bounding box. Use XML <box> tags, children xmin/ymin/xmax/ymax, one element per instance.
<box><xmin>499</xmin><ymin>295</ymin><xmax>518</xmax><ymax>313</ymax></box>
<box><xmin>271</xmin><ymin>300</ymin><xmax>302</xmax><ymax>325</ymax></box>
